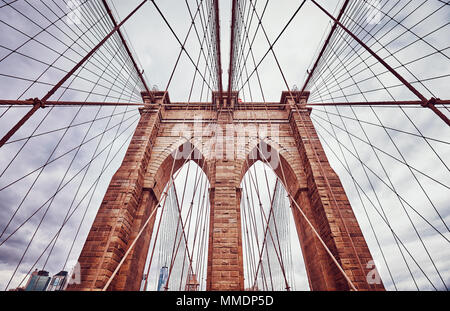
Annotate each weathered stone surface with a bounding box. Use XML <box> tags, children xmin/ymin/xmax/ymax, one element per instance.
<box><xmin>68</xmin><ymin>91</ymin><xmax>384</xmax><ymax>291</ymax></box>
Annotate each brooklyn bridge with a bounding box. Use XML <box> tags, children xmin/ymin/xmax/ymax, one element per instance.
<box><xmin>0</xmin><ymin>0</ymin><xmax>448</xmax><ymax>291</ymax></box>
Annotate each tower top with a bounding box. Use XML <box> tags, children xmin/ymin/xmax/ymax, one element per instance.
<box><xmin>141</xmin><ymin>91</ymin><xmax>171</xmax><ymax>105</ymax></box>
<box><xmin>280</xmin><ymin>90</ymin><xmax>310</xmax><ymax>106</ymax></box>
<box><xmin>212</xmin><ymin>91</ymin><xmax>239</xmax><ymax>110</ymax></box>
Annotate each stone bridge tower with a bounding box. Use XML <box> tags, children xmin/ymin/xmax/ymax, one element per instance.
<box><xmin>67</xmin><ymin>91</ymin><xmax>384</xmax><ymax>291</ymax></box>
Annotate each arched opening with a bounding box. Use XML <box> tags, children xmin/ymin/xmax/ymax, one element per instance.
<box><xmin>141</xmin><ymin>158</ymin><xmax>211</xmax><ymax>291</ymax></box>
<box><xmin>240</xmin><ymin>160</ymin><xmax>309</xmax><ymax>291</ymax></box>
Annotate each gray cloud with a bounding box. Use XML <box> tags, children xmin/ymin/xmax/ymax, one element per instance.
<box><xmin>0</xmin><ymin>0</ymin><xmax>448</xmax><ymax>291</ymax></box>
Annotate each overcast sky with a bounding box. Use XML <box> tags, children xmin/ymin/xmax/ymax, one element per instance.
<box><xmin>0</xmin><ymin>0</ymin><xmax>448</xmax><ymax>291</ymax></box>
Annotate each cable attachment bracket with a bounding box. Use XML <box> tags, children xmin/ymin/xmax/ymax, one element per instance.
<box><xmin>423</xmin><ymin>97</ymin><xmax>440</xmax><ymax>108</ymax></box>
<box><xmin>27</xmin><ymin>97</ymin><xmax>46</xmax><ymax>109</ymax></box>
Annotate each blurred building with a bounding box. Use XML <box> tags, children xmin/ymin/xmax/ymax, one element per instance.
<box><xmin>24</xmin><ymin>269</ymin><xmax>39</xmax><ymax>289</ymax></box>
<box><xmin>157</xmin><ymin>266</ymin><xmax>168</xmax><ymax>291</ymax></box>
<box><xmin>25</xmin><ymin>270</ymin><xmax>51</xmax><ymax>291</ymax></box>
<box><xmin>46</xmin><ymin>271</ymin><xmax>69</xmax><ymax>291</ymax></box>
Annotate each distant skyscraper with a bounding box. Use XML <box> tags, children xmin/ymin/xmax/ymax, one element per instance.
<box><xmin>46</xmin><ymin>271</ymin><xmax>68</xmax><ymax>291</ymax></box>
<box><xmin>24</xmin><ymin>269</ymin><xmax>38</xmax><ymax>289</ymax></box>
<box><xmin>157</xmin><ymin>266</ymin><xmax>168</xmax><ymax>291</ymax></box>
<box><xmin>25</xmin><ymin>270</ymin><xmax>51</xmax><ymax>291</ymax></box>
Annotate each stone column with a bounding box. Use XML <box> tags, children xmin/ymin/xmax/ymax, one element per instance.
<box><xmin>206</xmin><ymin>160</ymin><xmax>245</xmax><ymax>290</ymax></box>
<box><xmin>287</xmin><ymin>94</ymin><xmax>384</xmax><ymax>291</ymax></box>
<box><xmin>206</xmin><ymin>107</ymin><xmax>244</xmax><ymax>290</ymax></box>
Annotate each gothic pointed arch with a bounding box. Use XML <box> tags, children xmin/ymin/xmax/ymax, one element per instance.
<box><xmin>144</xmin><ymin>137</ymin><xmax>211</xmax><ymax>201</ymax></box>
